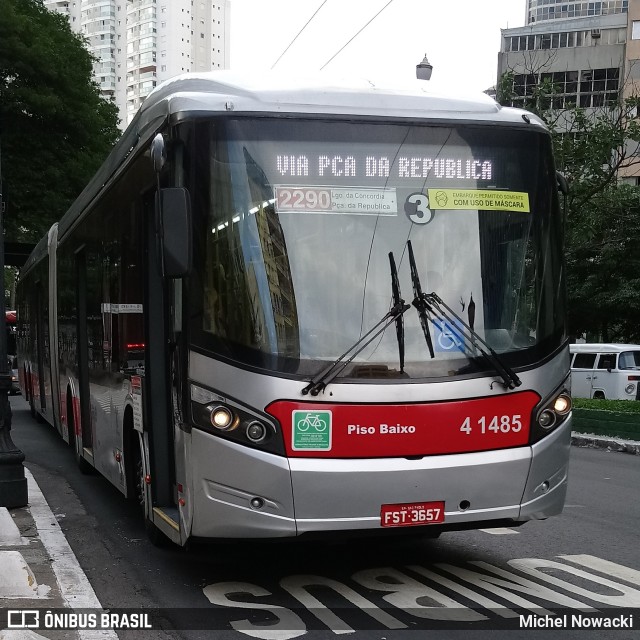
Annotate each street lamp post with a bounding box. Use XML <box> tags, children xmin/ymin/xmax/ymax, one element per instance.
<box><xmin>0</xmin><ymin>136</ymin><xmax>28</xmax><ymax>508</ymax></box>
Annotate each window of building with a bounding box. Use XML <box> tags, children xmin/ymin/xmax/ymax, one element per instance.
<box><xmin>633</xmin><ymin>20</ymin><xmax>640</xmax><ymax>40</ymax></box>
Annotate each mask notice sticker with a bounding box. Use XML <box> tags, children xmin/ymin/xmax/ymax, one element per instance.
<box><xmin>427</xmin><ymin>189</ymin><xmax>530</xmax><ymax>213</ymax></box>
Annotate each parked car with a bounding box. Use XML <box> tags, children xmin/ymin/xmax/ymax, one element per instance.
<box><xmin>570</xmin><ymin>343</ymin><xmax>640</xmax><ymax>400</ymax></box>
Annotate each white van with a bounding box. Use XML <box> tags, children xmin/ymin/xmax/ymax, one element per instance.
<box><xmin>570</xmin><ymin>343</ymin><xmax>640</xmax><ymax>400</ymax></box>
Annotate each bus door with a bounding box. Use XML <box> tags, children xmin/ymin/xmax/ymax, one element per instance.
<box><xmin>143</xmin><ymin>190</ymin><xmax>179</xmax><ymax>537</ymax></box>
<box><xmin>34</xmin><ymin>281</ymin><xmax>46</xmax><ymax>411</ymax></box>
<box><xmin>75</xmin><ymin>250</ymin><xmax>93</xmax><ymax>456</ymax></box>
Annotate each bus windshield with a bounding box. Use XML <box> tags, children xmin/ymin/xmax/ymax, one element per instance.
<box><xmin>186</xmin><ymin>117</ymin><xmax>565</xmax><ymax>379</ymax></box>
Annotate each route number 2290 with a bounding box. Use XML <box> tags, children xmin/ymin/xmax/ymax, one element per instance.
<box><xmin>459</xmin><ymin>415</ymin><xmax>522</xmax><ymax>435</ymax></box>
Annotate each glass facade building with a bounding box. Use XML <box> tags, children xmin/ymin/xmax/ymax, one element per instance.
<box><xmin>527</xmin><ymin>0</ymin><xmax>628</xmax><ymax>23</ymax></box>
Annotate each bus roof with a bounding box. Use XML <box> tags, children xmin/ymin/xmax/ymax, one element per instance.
<box><xmin>570</xmin><ymin>343</ymin><xmax>640</xmax><ymax>353</ymax></box>
<box><xmin>141</xmin><ymin>71</ymin><xmax>539</xmax><ymax>123</ymax></box>
<box><xmin>21</xmin><ymin>71</ymin><xmax>548</xmax><ymax>276</ymax></box>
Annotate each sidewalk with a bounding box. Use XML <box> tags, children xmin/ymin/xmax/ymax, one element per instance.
<box><xmin>571</xmin><ymin>432</ymin><xmax>640</xmax><ymax>455</ymax></box>
<box><xmin>0</xmin><ymin>470</ymin><xmax>118</xmax><ymax>640</ymax></box>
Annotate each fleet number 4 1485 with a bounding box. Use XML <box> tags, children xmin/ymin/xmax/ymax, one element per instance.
<box><xmin>459</xmin><ymin>415</ymin><xmax>522</xmax><ymax>435</ymax></box>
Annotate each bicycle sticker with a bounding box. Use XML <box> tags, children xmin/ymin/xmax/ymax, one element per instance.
<box><xmin>292</xmin><ymin>410</ymin><xmax>332</xmax><ymax>450</ymax></box>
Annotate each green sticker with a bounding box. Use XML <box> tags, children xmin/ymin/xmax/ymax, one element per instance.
<box><xmin>292</xmin><ymin>411</ymin><xmax>332</xmax><ymax>450</ymax></box>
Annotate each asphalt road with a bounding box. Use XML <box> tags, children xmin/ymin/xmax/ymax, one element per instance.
<box><xmin>8</xmin><ymin>395</ymin><xmax>640</xmax><ymax>639</ymax></box>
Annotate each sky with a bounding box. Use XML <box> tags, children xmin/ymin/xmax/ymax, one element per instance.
<box><xmin>229</xmin><ymin>0</ymin><xmax>528</xmax><ymax>94</ymax></box>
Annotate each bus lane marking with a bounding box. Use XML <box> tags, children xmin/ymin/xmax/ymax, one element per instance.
<box><xmin>202</xmin><ymin>554</ymin><xmax>640</xmax><ymax>638</ymax></box>
<box><xmin>479</xmin><ymin>527</ymin><xmax>520</xmax><ymax>535</ymax></box>
<box><xmin>280</xmin><ymin>575</ymin><xmax>406</xmax><ymax>633</ymax></box>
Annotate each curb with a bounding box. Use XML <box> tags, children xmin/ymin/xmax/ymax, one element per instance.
<box><xmin>571</xmin><ymin>432</ymin><xmax>640</xmax><ymax>455</ymax></box>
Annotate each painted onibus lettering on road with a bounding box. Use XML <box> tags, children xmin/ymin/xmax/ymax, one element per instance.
<box><xmin>17</xmin><ymin>71</ymin><xmax>569</xmax><ymax>546</ymax></box>
<box><xmin>203</xmin><ymin>555</ymin><xmax>640</xmax><ymax>637</ymax></box>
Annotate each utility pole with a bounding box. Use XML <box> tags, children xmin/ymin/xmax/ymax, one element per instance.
<box><xmin>0</xmin><ymin>135</ymin><xmax>28</xmax><ymax>507</ymax></box>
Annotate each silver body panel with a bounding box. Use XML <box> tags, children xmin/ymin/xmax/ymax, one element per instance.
<box><xmin>188</xmin><ymin>348</ymin><xmax>570</xmax><ymax>538</ymax></box>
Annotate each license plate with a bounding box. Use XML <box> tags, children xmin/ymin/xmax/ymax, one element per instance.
<box><xmin>380</xmin><ymin>501</ymin><xmax>445</xmax><ymax>527</ymax></box>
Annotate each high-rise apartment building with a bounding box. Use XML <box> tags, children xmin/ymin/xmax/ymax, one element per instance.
<box><xmin>45</xmin><ymin>0</ymin><xmax>230</xmax><ymax>128</ymax></box>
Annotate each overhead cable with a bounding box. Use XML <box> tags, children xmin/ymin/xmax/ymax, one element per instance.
<box><xmin>319</xmin><ymin>0</ymin><xmax>395</xmax><ymax>71</ymax></box>
<box><xmin>271</xmin><ymin>0</ymin><xmax>331</xmax><ymax>69</ymax></box>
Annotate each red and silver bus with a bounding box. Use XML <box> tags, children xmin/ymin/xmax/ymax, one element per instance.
<box><xmin>17</xmin><ymin>72</ymin><xmax>571</xmax><ymax>545</ymax></box>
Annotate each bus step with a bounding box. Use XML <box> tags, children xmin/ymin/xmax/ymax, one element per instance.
<box><xmin>152</xmin><ymin>507</ymin><xmax>179</xmax><ymax>532</ymax></box>
<box><xmin>82</xmin><ymin>447</ymin><xmax>94</xmax><ymax>461</ymax></box>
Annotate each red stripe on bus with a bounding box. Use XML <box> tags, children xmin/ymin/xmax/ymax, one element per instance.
<box><xmin>266</xmin><ymin>391</ymin><xmax>540</xmax><ymax>458</ymax></box>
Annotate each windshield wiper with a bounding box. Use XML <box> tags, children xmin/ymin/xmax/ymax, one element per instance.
<box><xmin>427</xmin><ymin>291</ymin><xmax>521</xmax><ymax>390</ymax></box>
<box><xmin>302</xmin><ymin>264</ymin><xmax>410</xmax><ymax>397</ymax></box>
<box><xmin>389</xmin><ymin>251</ymin><xmax>406</xmax><ymax>373</ymax></box>
<box><xmin>407</xmin><ymin>240</ymin><xmax>435</xmax><ymax>359</ymax></box>
<box><xmin>406</xmin><ymin>241</ymin><xmax>521</xmax><ymax>390</ymax></box>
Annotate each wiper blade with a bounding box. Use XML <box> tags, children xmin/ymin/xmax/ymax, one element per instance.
<box><xmin>302</xmin><ymin>300</ymin><xmax>410</xmax><ymax>397</ymax></box>
<box><xmin>425</xmin><ymin>292</ymin><xmax>522</xmax><ymax>390</ymax></box>
<box><xmin>388</xmin><ymin>251</ymin><xmax>406</xmax><ymax>373</ymax></box>
<box><xmin>407</xmin><ymin>240</ymin><xmax>435</xmax><ymax>359</ymax></box>
<box><xmin>406</xmin><ymin>240</ymin><xmax>520</xmax><ymax>389</ymax></box>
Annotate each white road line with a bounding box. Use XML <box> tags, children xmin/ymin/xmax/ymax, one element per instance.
<box><xmin>26</xmin><ymin>469</ymin><xmax>118</xmax><ymax>640</ymax></box>
<box><xmin>479</xmin><ymin>527</ymin><xmax>520</xmax><ymax>535</ymax></box>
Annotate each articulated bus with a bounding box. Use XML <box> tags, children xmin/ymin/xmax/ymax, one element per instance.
<box><xmin>17</xmin><ymin>72</ymin><xmax>571</xmax><ymax>545</ymax></box>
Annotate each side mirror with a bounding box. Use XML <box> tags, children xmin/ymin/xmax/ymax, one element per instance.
<box><xmin>158</xmin><ymin>188</ymin><xmax>192</xmax><ymax>278</ymax></box>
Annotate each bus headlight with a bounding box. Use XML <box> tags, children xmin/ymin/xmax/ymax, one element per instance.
<box><xmin>246</xmin><ymin>421</ymin><xmax>267</xmax><ymax>442</ymax></box>
<box><xmin>530</xmin><ymin>384</ymin><xmax>572</xmax><ymax>443</ymax></box>
<box><xmin>538</xmin><ymin>409</ymin><xmax>557</xmax><ymax>429</ymax></box>
<box><xmin>553</xmin><ymin>393</ymin><xmax>571</xmax><ymax>415</ymax></box>
<box><xmin>625</xmin><ymin>384</ymin><xmax>635</xmax><ymax>395</ymax></box>
<box><xmin>208</xmin><ymin>405</ymin><xmax>238</xmax><ymax>431</ymax></box>
<box><xmin>190</xmin><ymin>385</ymin><xmax>285</xmax><ymax>455</ymax></box>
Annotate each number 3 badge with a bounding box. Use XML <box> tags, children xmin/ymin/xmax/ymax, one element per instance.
<box><xmin>405</xmin><ymin>192</ymin><xmax>434</xmax><ymax>225</ymax></box>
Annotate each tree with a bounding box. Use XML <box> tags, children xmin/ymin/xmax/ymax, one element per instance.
<box><xmin>497</xmin><ymin>67</ymin><xmax>640</xmax><ymax>342</ymax></box>
<box><xmin>0</xmin><ymin>0</ymin><xmax>120</xmax><ymax>244</ymax></box>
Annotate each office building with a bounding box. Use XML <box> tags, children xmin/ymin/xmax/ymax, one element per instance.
<box><xmin>526</xmin><ymin>1</ymin><xmax>628</xmax><ymax>24</ymax></box>
<box><xmin>45</xmin><ymin>0</ymin><xmax>230</xmax><ymax>128</ymax></box>
<box><xmin>499</xmin><ymin>0</ymin><xmax>640</xmax><ymax>181</ymax></box>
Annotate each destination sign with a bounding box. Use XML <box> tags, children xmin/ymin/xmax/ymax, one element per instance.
<box><xmin>275</xmin><ymin>154</ymin><xmax>493</xmax><ymax>181</ymax></box>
